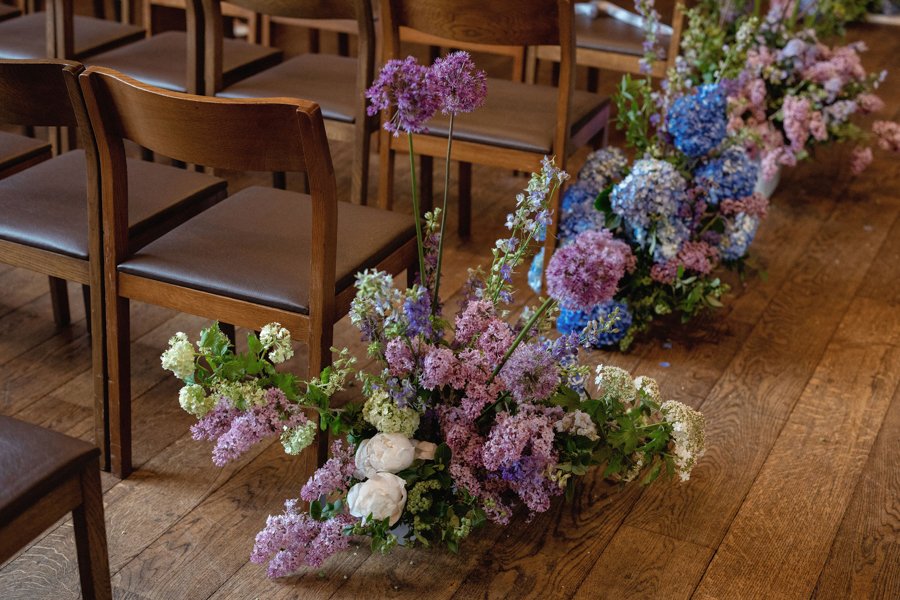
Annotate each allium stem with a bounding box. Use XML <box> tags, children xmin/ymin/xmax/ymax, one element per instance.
<box><xmin>407</xmin><ymin>133</ymin><xmax>427</xmax><ymax>282</ymax></box>
<box><xmin>432</xmin><ymin>113</ymin><xmax>455</xmax><ymax>311</ymax></box>
<box><xmin>489</xmin><ymin>296</ymin><xmax>555</xmax><ymax>383</ymax></box>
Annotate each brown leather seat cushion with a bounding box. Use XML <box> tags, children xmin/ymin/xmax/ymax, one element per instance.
<box><xmin>88</xmin><ymin>31</ymin><xmax>283</xmax><ymax>93</ymax></box>
<box><xmin>0</xmin><ymin>4</ymin><xmax>20</xmax><ymax>22</ymax></box>
<box><xmin>0</xmin><ymin>415</ymin><xmax>98</xmax><ymax>527</ymax></box>
<box><xmin>0</xmin><ymin>12</ymin><xmax>144</xmax><ymax>60</ymax></box>
<box><xmin>219</xmin><ymin>54</ymin><xmax>357</xmax><ymax>123</ymax></box>
<box><xmin>425</xmin><ymin>77</ymin><xmax>609</xmax><ymax>154</ymax></box>
<box><xmin>0</xmin><ymin>131</ymin><xmax>51</xmax><ymax>176</ymax></box>
<box><xmin>0</xmin><ymin>150</ymin><xmax>226</xmax><ymax>260</ymax></box>
<box><xmin>118</xmin><ymin>186</ymin><xmax>417</xmax><ymax>314</ymax></box>
<box><xmin>575</xmin><ymin>13</ymin><xmax>671</xmax><ymax>58</ymax></box>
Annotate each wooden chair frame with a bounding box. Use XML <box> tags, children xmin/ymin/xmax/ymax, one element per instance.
<box><xmin>80</xmin><ymin>66</ymin><xmax>416</xmax><ymax>477</ymax></box>
<box><xmin>198</xmin><ymin>0</ymin><xmax>377</xmax><ymax>206</ymax></box>
<box><xmin>142</xmin><ymin>0</ymin><xmax>261</xmax><ymax>43</ymax></box>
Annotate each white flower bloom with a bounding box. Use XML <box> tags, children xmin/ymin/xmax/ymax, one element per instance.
<box><xmin>362</xmin><ymin>389</ymin><xmax>420</xmax><ymax>437</ymax></box>
<box><xmin>161</xmin><ymin>332</ymin><xmax>195</xmax><ymax>380</ymax></box>
<box><xmin>633</xmin><ymin>376</ymin><xmax>661</xmax><ymax>403</ymax></box>
<box><xmin>620</xmin><ymin>455</ymin><xmax>645</xmax><ymax>483</ymax></box>
<box><xmin>594</xmin><ymin>364</ymin><xmax>637</xmax><ymax>404</ymax></box>
<box><xmin>280</xmin><ymin>421</ymin><xmax>317</xmax><ymax>455</ymax></box>
<box><xmin>554</xmin><ymin>410</ymin><xmax>599</xmax><ymax>441</ymax></box>
<box><xmin>346</xmin><ymin>472</ymin><xmax>407</xmax><ymax>526</ymax></box>
<box><xmin>214</xmin><ymin>380</ymin><xmax>266</xmax><ymax>407</ymax></box>
<box><xmin>259</xmin><ymin>322</ymin><xmax>294</xmax><ymax>364</ymax></box>
<box><xmin>178</xmin><ymin>384</ymin><xmax>213</xmax><ymax>417</ymax></box>
<box><xmin>661</xmin><ymin>400</ymin><xmax>706</xmax><ymax>481</ymax></box>
<box><xmin>354</xmin><ymin>433</ymin><xmax>415</xmax><ymax>479</ymax></box>
<box><xmin>412</xmin><ymin>440</ymin><xmax>437</xmax><ymax>461</ymax></box>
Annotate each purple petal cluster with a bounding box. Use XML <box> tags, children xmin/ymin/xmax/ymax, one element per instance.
<box><xmin>499</xmin><ymin>343</ymin><xmax>560</xmax><ymax>403</ymax></box>
<box><xmin>300</xmin><ymin>440</ymin><xmax>357</xmax><ymax>502</ymax></box>
<box><xmin>431</xmin><ymin>51</ymin><xmax>487</xmax><ymax>115</ymax></box>
<box><xmin>546</xmin><ymin>229</ymin><xmax>635</xmax><ymax>311</ymax></box>
<box><xmin>366</xmin><ymin>57</ymin><xmax>440</xmax><ymax>135</ymax></box>
<box><xmin>557</xmin><ymin>301</ymin><xmax>632</xmax><ymax>348</ymax></box>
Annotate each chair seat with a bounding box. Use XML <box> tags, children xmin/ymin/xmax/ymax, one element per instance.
<box><xmin>0</xmin><ymin>131</ymin><xmax>51</xmax><ymax>177</ymax></box>
<box><xmin>219</xmin><ymin>54</ymin><xmax>358</xmax><ymax>123</ymax></box>
<box><xmin>118</xmin><ymin>186</ymin><xmax>417</xmax><ymax>314</ymax></box>
<box><xmin>425</xmin><ymin>78</ymin><xmax>609</xmax><ymax>154</ymax></box>
<box><xmin>0</xmin><ymin>415</ymin><xmax>98</xmax><ymax>527</ymax></box>
<box><xmin>575</xmin><ymin>13</ymin><xmax>671</xmax><ymax>58</ymax></box>
<box><xmin>88</xmin><ymin>31</ymin><xmax>282</xmax><ymax>92</ymax></box>
<box><xmin>0</xmin><ymin>12</ymin><xmax>144</xmax><ymax>60</ymax></box>
<box><xmin>0</xmin><ymin>150</ymin><xmax>227</xmax><ymax>260</ymax></box>
<box><xmin>0</xmin><ymin>3</ymin><xmax>20</xmax><ymax>22</ymax></box>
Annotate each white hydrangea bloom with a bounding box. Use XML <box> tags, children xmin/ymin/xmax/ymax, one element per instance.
<box><xmin>661</xmin><ymin>400</ymin><xmax>706</xmax><ymax>481</ymax></box>
<box><xmin>554</xmin><ymin>410</ymin><xmax>599</xmax><ymax>441</ymax></box>
<box><xmin>161</xmin><ymin>332</ymin><xmax>195</xmax><ymax>380</ymax></box>
<box><xmin>633</xmin><ymin>376</ymin><xmax>661</xmax><ymax>403</ymax></box>
<box><xmin>280</xmin><ymin>421</ymin><xmax>317</xmax><ymax>455</ymax></box>
<box><xmin>594</xmin><ymin>364</ymin><xmax>637</xmax><ymax>404</ymax></box>
<box><xmin>214</xmin><ymin>380</ymin><xmax>266</xmax><ymax>407</ymax></box>
<box><xmin>178</xmin><ymin>383</ymin><xmax>214</xmax><ymax>417</ymax></box>
<box><xmin>259</xmin><ymin>322</ymin><xmax>294</xmax><ymax>364</ymax></box>
<box><xmin>362</xmin><ymin>389</ymin><xmax>420</xmax><ymax>437</ymax></box>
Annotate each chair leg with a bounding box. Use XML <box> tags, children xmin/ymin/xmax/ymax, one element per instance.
<box><xmin>587</xmin><ymin>67</ymin><xmax>599</xmax><ymax>94</ymax></box>
<box><xmin>49</xmin><ymin>276</ymin><xmax>70</xmax><ymax>327</ymax></box>
<box><xmin>106</xmin><ymin>296</ymin><xmax>132</xmax><ymax>478</ymax></box>
<box><xmin>307</xmin><ymin>332</ymin><xmax>332</xmax><ymax>469</ymax></box>
<box><xmin>458</xmin><ymin>162</ymin><xmax>472</xmax><ymax>239</ymax></box>
<box><xmin>72</xmin><ymin>458</ymin><xmax>112</xmax><ymax>600</ymax></box>
<box><xmin>419</xmin><ymin>155</ymin><xmax>433</xmax><ymax>215</ymax></box>
<box><xmin>82</xmin><ymin>284</ymin><xmax>91</xmax><ymax>336</ymax></box>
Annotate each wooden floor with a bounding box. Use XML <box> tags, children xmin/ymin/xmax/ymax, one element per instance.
<box><xmin>1</xmin><ymin>24</ymin><xmax>899</xmax><ymax>600</ymax></box>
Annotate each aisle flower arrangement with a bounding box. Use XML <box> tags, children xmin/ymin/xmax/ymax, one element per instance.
<box><xmin>161</xmin><ymin>52</ymin><xmax>707</xmax><ymax>577</ymax></box>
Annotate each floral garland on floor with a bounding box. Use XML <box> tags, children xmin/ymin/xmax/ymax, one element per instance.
<box><xmin>161</xmin><ymin>52</ymin><xmax>707</xmax><ymax>577</ymax></box>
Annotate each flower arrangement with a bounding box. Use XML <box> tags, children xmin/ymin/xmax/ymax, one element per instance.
<box><xmin>161</xmin><ymin>51</ymin><xmax>707</xmax><ymax>577</ymax></box>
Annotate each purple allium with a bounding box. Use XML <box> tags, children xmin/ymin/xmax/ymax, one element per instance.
<box><xmin>431</xmin><ymin>51</ymin><xmax>487</xmax><ymax>115</ymax></box>
<box><xmin>667</xmin><ymin>83</ymin><xmax>728</xmax><ymax>158</ymax></box>
<box><xmin>499</xmin><ymin>343</ymin><xmax>560</xmax><ymax>403</ymax></box>
<box><xmin>545</xmin><ymin>229</ymin><xmax>635</xmax><ymax>311</ymax></box>
<box><xmin>300</xmin><ymin>440</ymin><xmax>357</xmax><ymax>502</ymax></box>
<box><xmin>366</xmin><ymin>56</ymin><xmax>440</xmax><ymax>135</ymax></box>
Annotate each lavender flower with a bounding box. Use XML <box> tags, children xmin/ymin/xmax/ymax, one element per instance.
<box><xmin>667</xmin><ymin>84</ymin><xmax>728</xmax><ymax>157</ymax></box>
<box><xmin>546</xmin><ymin>229</ymin><xmax>635</xmax><ymax>311</ymax></box>
<box><xmin>431</xmin><ymin>51</ymin><xmax>487</xmax><ymax>115</ymax></box>
<box><xmin>366</xmin><ymin>56</ymin><xmax>440</xmax><ymax>135</ymax></box>
<box><xmin>403</xmin><ymin>285</ymin><xmax>432</xmax><ymax>338</ymax></box>
<box><xmin>300</xmin><ymin>440</ymin><xmax>357</xmax><ymax>502</ymax></box>
<box><xmin>577</xmin><ymin>147</ymin><xmax>629</xmax><ymax>195</ymax></box>
<box><xmin>499</xmin><ymin>343</ymin><xmax>560</xmax><ymax>403</ymax></box>
<box><xmin>611</xmin><ymin>158</ymin><xmax>688</xmax><ymax>235</ymax></box>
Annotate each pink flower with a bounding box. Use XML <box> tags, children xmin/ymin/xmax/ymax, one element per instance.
<box><xmin>850</xmin><ymin>147</ymin><xmax>873</xmax><ymax>176</ymax></box>
<box><xmin>857</xmin><ymin>94</ymin><xmax>885</xmax><ymax>113</ymax></box>
<box><xmin>873</xmin><ymin>121</ymin><xmax>900</xmax><ymax>152</ymax></box>
<box><xmin>782</xmin><ymin>95</ymin><xmax>811</xmax><ymax>151</ymax></box>
<box><xmin>546</xmin><ymin>229</ymin><xmax>635</xmax><ymax>311</ymax></box>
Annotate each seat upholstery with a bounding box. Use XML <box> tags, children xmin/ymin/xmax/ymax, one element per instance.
<box><xmin>0</xmin><ymin>415</ymin><xmax>98</xmax><ymax>527</ymax></box>
<box><xmin>0</xmin><ymin>12</ymin><xmax>144</xmax><ymax>60</ymax></box>
<box><xmin>118</xmin><ymin>186</ymin><xmax>417</xmax><ymax>314</ymax></box>
<box><xmin>0</xmin><ymin>150</ymin><xmax>227</xmax><ymax>260</ymax></box>
<box><xmin>0</xmin><ymin>131</ymin><xmax>51</xmax><ymax>177</ymax></box>
<box><xmin>218</xmin><ymin>54</ymin><xmax>358</xmax><ymax>123</ymax></box>
<box><xmin>425</xmin><ymin>77</ymin><xmax>609</xmax><ymax>154</ymax></box>
<box><xmin>575</xmin><ymin>13</ymin><xmax>671</xmax><ymax>58</ymax></box>
<box><xmin>88</xmin><ymin>31</ymin><xmax>282</xmax><ymax>92</ymax></box>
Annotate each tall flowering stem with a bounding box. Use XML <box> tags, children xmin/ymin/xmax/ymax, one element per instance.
<box><xmin>432</xmin><ymin>113</ymin><xmax>455</xmax><ymax>309</ymax></box>
<box><xmin>406</xmin><ymin>133</ymin><xmax>427</xmax><ymax>281</ymax></box>
<box><xmin>488</xmin><ymin>296</ymin><xmax>554</xmax><ymax>382</ymax></box>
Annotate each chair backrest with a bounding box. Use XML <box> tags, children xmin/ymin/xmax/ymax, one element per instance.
<box><xmin>79</xmin><ymin>66</ymin><xmax>337</xmax><ymax>284</ymax></box>
<box><xmin>0</xmin><ymin>59</ymin><xmax>82</xmax><ymax>129</ymax></box>
<box><xmin>196</xmin><ymin>0</ymin><xmax>374</xmax><ymax>96</ymax></box>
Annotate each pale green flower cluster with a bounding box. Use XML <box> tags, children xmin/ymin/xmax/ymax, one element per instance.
<box><xmin>214</xmin><ymin>380</ymin><xmax>266</xmax><ymax>408</ymax></box>
<box><xmin>407</xmin><ymin>479</ymin><xmax>441</xmax><ymax>514</ymax></box>
<box><xmin>161</xmin><ymin>332</ymin><xmax>195</xmax><ymax>380</ymax></box>
<box><xmin>280</xmin><ymin>421</ymin><xmax>317</xmax><ymax>455</ymax></box>
<box><xmin>661</xmin><ymin>400</ymin><xmax>707</xmax><ymax>481</ymax></box>
<box><xmin>259</xmin><ymin>322</ymin><xmax>294</xmax><ymax>364</ymax></box>
<box><xmin>178</xmin><ymin>383</ymin><xmax>214</xmax><ymax>418</ymax></box>
<box><xmin>594</xmin><ymin>364</ymin><xmax>638</xmax><ymax>405</ymax></box>
<box><xmin>362</xmin><ymin>389</ymin><xmax>420</xmax><ymax>437</ymax></box>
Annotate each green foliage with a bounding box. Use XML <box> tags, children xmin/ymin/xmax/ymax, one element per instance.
<box><xmin>615</xmin><ymin>75</ymin><xmax>658</xmax><ymax>154</ymax></box>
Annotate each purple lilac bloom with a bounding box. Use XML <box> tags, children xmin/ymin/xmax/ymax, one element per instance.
<box><xmin>476</xmin><ymin>318</ymin><xmax>515</xmax><ymax>364</ymax></box>
<box><xmin>667</xmin><ymin>84</ymin><xmax>728</xmax><ymax>158</ymax></box>
<box><xmin>481</xmin><ymin>405</ymin><xmax>561</xmax><ymax>472</ymax></box>
<box><xmin>454</xmin><ymin>299</ymin><xmax>495</xmax><ymax>346</ymax></box>
<box><xmin>420</xmin><ymin>345</ymin><xmax>458</xmax><ymax>390</ymax></box>
<box><xmin>693</xmin><ymin>147</ymin><xmax>759</xmax><ymax>205</ymax></box>
<box><xmin>366</xmin><ymin>56</ymin><xmax>440</xmax><ymax>135</ymax></box>
<box><xmin>499</xmin><ymin>343</ymin><xmax>560</xmax><ymax>403</ymax></box>
<box><xmin>190</xmin><ymin>399</ymin><xmax>240</xmax><ymax>442</ymax></box>
<box><xmin>545</xmin><ymin>229</ymin><xmax>635</xmax><ymax>311</ymax></box>
<box><xmin>431</xmin><ymin>51</ymin><xmax>487</xmax><ymax>115</ymax></box>
<box><xmin>720</xmin><ymin>193</ymin><xmax>769</xmax><ymax>219</ymax></box>
<box><xmin>251</xmin><ymin>500</ymin><xmax>356</xmax><ymax>577</ymax></box>
<box><xmin>300</xmin><ymin>440</ymin><xmax>357</xmax><ymax>502</ymax></box>
<box><xmin>501</xmin><ymin>454</ymin><xmax>563</xmax><ymax>514</ymax></box>
<box><xmin>385</xmin><ymin>337</ymin><xmax>415</xmax><ymax>377</ymax></box>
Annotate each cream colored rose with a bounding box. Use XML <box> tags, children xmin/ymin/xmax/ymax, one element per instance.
<box><xmin>354</xmin><ymin>433</ymin><xmax>415</xmax><ymax>479</ymax></box>
<box><xmin>346</xmin><ymin>472</ymin><xmax>407</xmax><ymax>526</ymax></box>
<box><xmin>412</xmin><ymin>439</ymin><xmax>437</xmax><ymax>461</ymax></box>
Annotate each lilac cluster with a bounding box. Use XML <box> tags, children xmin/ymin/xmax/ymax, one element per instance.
<box><xmin>557</xmin><ymin>301</ymin><xmax>633</xmax><ymax>348</ymax></box>
<box><xmin>693</xmin><ymin>147</ymin><xmax>759</xmax><ymax>205</ymax></box>
<box><xmin>546</xmin><ymin>229</ymin><xmax>635</xmax><ymax>311</ymax></box>
<box><xmin>300</xmin><ymin>440</ymin><xmax>357</xmax><ymax>502</ymax></box>
<box><xmin>667</xmin><ymin>84</ymin><xmax>728</xmax><ymax>158</ymax></box>
<box><xmin>499</xmin><ymin>343</ymin><xmax>560</xmax><ymax>403</ymax></box>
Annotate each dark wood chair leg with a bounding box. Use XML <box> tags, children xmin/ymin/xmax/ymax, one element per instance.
<box><xmin>587</xmin><ymin>66</ymin><xmax>599</xmax><ymax>93</ymax></box>
<box><xmin>72</xmin><ymin>458</ymin><xmax>112</xmax><ymax>600</ymax></box>
<box><xmin>273</xmin><ymin>171</ymin><xmax>287</xmax><ymax>190</ymax></box>
<box><xmin>337</xmin><ymin>32</ymin><xmax>350</xmax><ymax>57</ymax></box>
<box><xmin>107</xmin><ymin>296</ymin><xmax>132</xmax><ymax>478</ymax></box>
<box><xmin>458</xmin><ymin>161</ymin><xmax>472</xmax><ymax>239</ymax></box>
<box><xmin>220</xmin><ymin>323</ymin><xmax>237</xmax><ymax>348</ymax></box>
<box><xmin>419</xmin><ymin>155</ymin><xmax>433</xmax><ymax>215</ymax></box>
<box><xmin>82</xmin><ymin>284</ymin><xmax>91</xmax><ymax>336</ymax></box>
<box><xmin>49</xmin><ymin>276</ymin><xmax>71</xmax><ymax>327</ymax></box>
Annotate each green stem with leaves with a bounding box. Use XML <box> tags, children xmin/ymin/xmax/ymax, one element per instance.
<box><xmin>431</xmin><ymin>113</ymin><xmax>455</xmax><ymax>310</ymax></box>
<box><xmin>488</xmin><ymin>296</ymin><xmax>555</xmax><ymax>382</ymax></box>
<box><xmin>407</xmin><ymin>133</ymin><xmax>427</xmax><ymax>281</ymax></box>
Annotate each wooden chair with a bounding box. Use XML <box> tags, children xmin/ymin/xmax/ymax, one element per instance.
<box><xmin>199</xmin><ymin>0</ymin><xmax>376</xmax><ymax>206</ymax></box>
<box><xmin>528</xmin><ymin>0</ymin><xmax>685</xmax><ymax>87</ymax></box>
<box><xmin>85</xmin><ymin>0</ymin><xmax>281</xmax><ymax>94</ymax></box>
<box><xmin>79</xmin><ymin>66</ymin><xmax>418</xmax><ymax>478</ymax></box>
<box><xmin>0</xmin><ymin>416</ymin><xmax>111</xmax><ymax>600</ymax></box>
<box><xmin>0</xmin><ymin>130</ymin><xmax>51</xmax><ymax>179</ymax></box>
<box><xmin>0</xmin><ymin>59</ymin><xmax>228</xmax><ymax>470</ymax></box>
<box><xmin>0</xmin><ymin>2</ymin><xmax>21</xmax><ymax>21</ymax></box>
<box><xmin>143</xmin><ymin>0</ymin><xmax>261</xmax><ymax>44</ymax></box>
<box><xmin>0</xmin><ymin>0</ymin><xmax>144</xmax><ymax>60</ymax></box>
<box><xmin>378</xmin><ymin>0</ymin><xmax>611</xmax><ymax>248</ymax></box>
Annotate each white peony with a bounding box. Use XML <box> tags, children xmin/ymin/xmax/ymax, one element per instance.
<box><xmin>346</xmin><ymin>472</ymin><xmax>407</xmax><ymax>526</ymax></box>
<box><xmin>354</xmin><ymin>433</ymin><xmax>415</xmax><ymax>479</ymax></box>
<box><xmin>412</xmin><ymin>439</ymin><xmax>437</xmax><ymax>461</ymax></box>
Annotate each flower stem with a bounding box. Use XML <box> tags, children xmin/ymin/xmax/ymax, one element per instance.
<box><xmin>407</xmin><ymin>133</ymin><xmax>427</xmax><ymax>282</ymax></box>
<box><xmin>488</xmin><ymin>296</ymin><xmax>555</xmax><ymax>382</ymax></box>
<box><xmin>432</xmin><ymin>113</ymin><xmax>455</xmax><ymax>310</ymax></box>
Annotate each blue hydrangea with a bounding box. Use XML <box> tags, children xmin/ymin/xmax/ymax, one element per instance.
<box><xmin>528</xmin><ymin>248</ymin><xmax>544</xmax><ymax>293</ymax></box>
<box><xmin>668</xmin><ymin>83</ymin><xmax>728</xmax><ymax>158</ymax></box>
<box><xmin>693</xmin><ymin>147</ymin><xmax>759</xmax><ymax>205</ymax></box>
<box><xmin>557</xmin><ymin>301</ymin><xmax>632</xmax><ymax>348</ymax></box>
<box><xmin>719</xmin><ymin>213</ymin><xmax>759</xmax><ymax>260</ymax></box>
<box><xmin>559</xmin><ymin>182</ymin><xmax>606</xmax><ymax>241</ymax></box>
<box><xmin>577</xmin><ymin>147</ymin><xmax>629</xmax><ymax>195</ymax></box>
